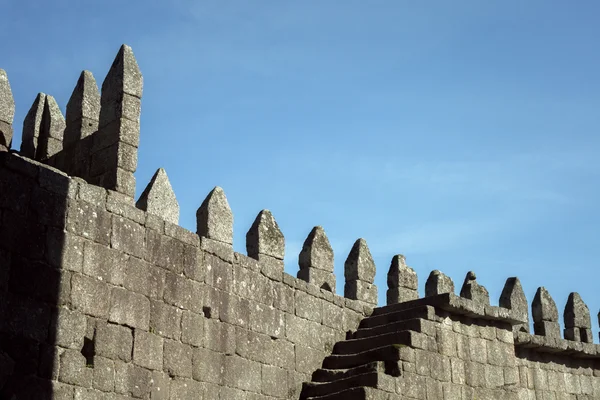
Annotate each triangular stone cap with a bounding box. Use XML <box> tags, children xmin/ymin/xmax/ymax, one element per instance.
<box><xmin>387</xmin><ymin>254</ymin><xmax>418</xmax><ymax>290</ymax></box>
<box><xmin>246</xmin><ymin>209</ymin><xmax>284</xmax><ymax>260</ymax></box>
<box><xmin>564</xmin><ymin>292</ymin><xmax>591</xmax><ymax>329</ymax></box>
<box><xmin>101</xmin><ymin>44</ymin><xmax>143</xmax><ymax>102</ymax></box>
<box><xmin>0</xmin><ymin>69</ymin><xmax>15</xmax><ymax>124</ymax></box>
<box><xmin>21</xmin><ymin>93</ymin><xmax>47</xmax><ymax>158</ymax></box>
<box><xmin>196</xmin><ymin>186</ymin><xmax>233</xmax><ymax>244</ymax></box>
<box><xmin>66</xmin><ymin>70</ymin><xmax>101</xmax><ymax>123</ymax></box>
<box><xmin>425</xmin><ymin>270</ymin><xmax>455</xmax><ymax>297</ymax></box>
<box><xmin>532</xmin><ymin>287</ymin><xmax>559</xmax><ymax>323</ymax></box>
<box><xmin>299</xmin><ymin>226</ymin><xmax>334</xmax><ymax>272</ymax></box>
<box><xmin>344</xmin><ymin>238</ymin><xmax>376</xmax><ymax>283</ymax></box>
<box><xmin>136</xmin><ymin>168</ymin><xmax>179</xmax><ymax>224</ymax></box>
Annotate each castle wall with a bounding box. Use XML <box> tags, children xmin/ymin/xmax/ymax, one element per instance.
<box><xmin>0</xmin><ymin>152</ymin><xmax>368</xmax><ymax>399</ymax></box>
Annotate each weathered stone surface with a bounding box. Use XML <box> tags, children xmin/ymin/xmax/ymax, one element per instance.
<box><xmin>196</xmin><ymin>186</ymin><xmax>233</xmax><ymax>244</ymax></box>
<box><xmin>108</xmin><ymin>287</ymin><xmax>150</xmax><ymax>330</ymax></box>
<box><xmin>37</xmin><ymin>95</ymin><xmax>66</xmax><ymax>160</ymax></box>
<box><xmin>71</xmin><ymin>273</ymin><xmax>111</xmax><ymax>318</ymax></box>
<box><xmin>149</xmin><ymin>300</ymin><xmax>182</xmax><ymax>340</ymax></box>
<box><xmin>344</xmin><ymin>279</ymin><xmax>378</xmax><ymax>306</ymax></box>
<box><xmin>21</xmin><ymin>93</ymin><xmax>46</xmax><ymax>158</ymax></box>
<box><xmin>564</xmin><ymin>292</ymin><xmax>591</xmax><ymax>329</ymax></box>
<box><xmin>99</xmin><ymin>44</ymin><xmax>143</xmax><ymax>128</ymax></box>
<box><xmin>425</xmin><ymin>270</ymin><xmax>455</xmax><ymax>297</ymax></box>
<box><xmin>136</xmin><ymin>168</ymin><xmax>179</xmax><ymax>224</ymax></box>
<box><xmin>246</xmin><ymin>209</ymin><xmax>285</xmax><ymax>260</ymax></box>
<box><xmin>344</xmin><ymin>238</ymin><xmax>376</xmax><ymax>283</ymax></box>
<box><xmin>164</xmin><ymin>340</ymin><xmax>193</xmax><ymax>378</ymax></box>
<box><xmin>532</xmin><ymin>287</ymin><xmax>559</xmax><ymax>322</ymax></box>
<box><xmin>49</xmin><ymin>307</ymin><xmax>87</xmax><ymax>349</ymax></box>
<box><xmin>58</xmin><ymin>349</ymin><xmax>92</xmax><ymax>387</ymax></box>
<box><xmin>0</xmin><ymin>69</ymin><xmax>14</xmax><ymax>150</ymax></box>
<box><xmin>95</xmin><ymin>322</ymin><xmax>133</xmax><ymax>362</ymax></box>
<box><xmin>460</xmin><ymin>271</ymin><xmax>490</xmax><ymax>305</ymax></box>
<box><xmin>297</xmin><ymin>267</ymin><xmax>336</xmax><ymax>292</ymax></box>
<box><xmin>64</xmin><ymin>70</ymin><xmax>100</xmax><ymax>146</ymax></box>
<box><xmin>299</xmin><ymin>226</ymin><xmax>334</xmax><ymax>272</ymax></box>
<box><xmin>386</xmin><ymin>254</ymin><xmax>418</xmax><ymax>305</ymax></box>
<box><xmin>133</xmin><ymin>329</ymin><xmax>163</xmax><ymax>370</ymax></box>
<box><xmin>499</xmin><ymin>277</ymin><xmax>529</xmax><ymax>332</ymax></box>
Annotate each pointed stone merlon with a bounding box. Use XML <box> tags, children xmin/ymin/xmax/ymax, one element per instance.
<box><xmin>564</xmin><ymin>292</ymin><xmax>592</xmax><ymax>343</ymax></box>
<box><xmin>246</xmin><ymin>210</ymin><xmax>285</xmax><ymax>278</ymax></box>
<box><xmin>196</xmin><ymin>186</ymin><xmax>233</xmax><ymax>245</ymax></box>
<box><xmin>499</xmin><ymin>277</ymin><xmax>529</xmax><ymax>333</ymax></box>
<box><xmin>88</xmin><ymin>44</ymin><xmax>142</xmax><ymax>199</ymax></box>
<box><xmin>425</xmin><ymin>270</ymin><xmax>454</xmax><ymax>297</ymax></box>
<box><xmin>386</xmin><ymin>255</ymin><xmax>418</xmax><ymax>305</ymax></box>
<box><xmin>531</xmin><ymin>287</ymin><xmax>561</xmax><ymax>339</ymax></box>
<box><xmin>36</xmin><ymin>95</ymin><xmax>66</xmax><ymax>161</ymax></box>
<box><xmin>344</xmin><ymin>238</ymin><xmax>377</xmax><ymax>306</ymax></box>
<box><xmin>297</xmin><ymin>226</ymin><xmax>335</xmax><ymax>292</ymax></box>
<box><xmin>21</xmin><ymin>93</ymin><xmax>46</xmax><ymax>158</ymax></box>
<box><xmin>459</xmin><ymin>271</ymin><xmax>490</xmax><ymax>305</ymax></box>
<box><xmin>64</xmin><ymin>70</ymin><xmax>100</xmax><ymax>147</ymax></box>
<box><xmin>0</xmin><ymin>69</ymin><xmax>15</xmax><ymax>151</ymax></box>
<box><xmin>136</xmin><ymin>168</ymin><xmax>179</xmax><ymax>224</ymax></box>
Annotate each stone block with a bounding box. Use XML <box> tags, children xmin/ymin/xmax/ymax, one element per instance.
<box><xmin>295</xmin><ymin>345</ymin><xmax>325</xmax><ymax>374</ymax></box>
<box><xmin>222</xmin><ymin>355</ymin><xmax>262</xmax><ymax>392</ymax></box>
<box><xmin>169</xmin><ymin>378</ymin><xmax>205</xmax><ymax>400</ymax></box>
<box><xmin>145</xmin><ymin>229</ymin><xmax>184</xmax><ymax>274</ymax></box>
<box><xmin>163</xmin><ymin>272</ymin><xmax>203</xmax><ymax>314</ymax></box>
<box><xmin>66</xmin><ymin>200</ymin><xmax>111</xmax><ymax>245</ymax></box>
<box><xmin>246</xmin><ymin>210</ymin><xmax>284</xmax><ymax>260</ymax></box>
<box><xmin>204</xmin><ymin>252</ymin><xmax>233</xmax><ymax>291</ymax></box>
<box><xmin>297</xmin><ymin>268</ymin><xmax>336</xmax><ymax>293</ymax></box>
<box><xmin>192</xmin><ymin>347</ymin><xmax>225</xmax><ymax>385</ymax></box>
<box><xmin>58</xmin><ymin>349</ymin><xmax>93</xmax><ymax>387</ymax></box>
<box><xmin>204</xmin><ymin>318</ymin><xmax>236</xmax><ymax>354</ymax></box>
<box><xmin>150</xmin><ymin>300</ymin><xmax>182</xmax><ymax>340</ymax></box>
<box><xmin>386</xmin><ymin>286</ymin><xmax>419</xmax><ymax>305</ymax></box>
<box><xmin>149</xmin><ymin>371</ymin><xmax>171</xmax><ymax>400</ymax></box>
<box><xmin>93</xmin><ymin>356</ymin><xmax>115</xmax><ymax>392</ymax></box>
<box><xmin>344</xmin><ymin>279</ymin><xmax>377</xmax><ymax>306</ymax></box>
<box><xmin>111</xmin><ymin>215</ymin><xmax>145</xmax><ymax>258</ymax></box>
<box><xmin>232</xmin><ymin>263</ymin><xmax>273</xmax><ymax>306</ymax></box>
<box><xmin>344</xmin><ymin>238</ymin><xmax>376</xmax><ymax>282</ymax></box>
<box><xmin>295</xmin><ymin>290</ymin><xmax>323</xmax><ymax>323</ymax></box>
<box><xmin>164</xmin><ymin>339</ymin><xmax>193</xmax><ymax>378</ymax></box>
<box><xmin>182</xmin><ymin>245</ymin><xmax>203</xmax><ymax>282</ymax></box>
<box><xmin>322</xmin><ymin>301</ymin><xmax>344</xmax><ymax>330</ymax></box>
<box><xmin>261</xmin><ymin>364</ymin><xmax>288</xmax><ymax>398</ymax></box>
<box><xmin>181</xmin><ymin>310</ymin><xmax>204</xmax><ymax>347</ymax></box>
<box><xmin>134</xmin><ymin>329</ymin><xmax>163</xmax><ymax>370</ymax></box>
<box><xmin>272</xmin><ymin>281</ymin><xmax>294</xmax><ymax>313</ymax></box>
<box><xmin>46</xmin><ymin>230</ymin><xmax>85</xmax><ymax>272</ymax></box>
<box><xmin>124</xmin><ymin>256</ymin><xmax>166</xmax><ymax>299</ymax></box>
<box><xmin>50</xmin><ymin>307</ymin><xmax>87</xmax><ymax>350</ymax></box>
<box><xmin>114</xmin><ymin>361</ymin><xmax>152</xmax><ymax>398</ymax></box>
<box><xmin>534</xmin><ymin>320</ymin><xmax>561</xmax><ymax>340</ymax></box>
<box><xmin>109</xmin><ymin>287</ymin><xmax>150</xmax><ymax>330</ymax></box>
<box><xmin>95</xmin><ymin>322</ymin><xmax>133</xmax><ymax>362</ymax></box>
<box><xmin>425</xmin><ymin>270</ymin><xmax>455</xmax><ymax>297</ymax></box>
<box><xmin>258</xmin><ymin>254</ymin><xmax>284</xmax><ymax>281</ymax></box>
<box><xmin>249</xmin><ymin>303</ymin><xmax>285</xmax><ymax>338</ymax></box>
<box><xmin>71</xmin><ymin>273</ymin><xmax>111</xmax><ymax>318</ymax></box>
<box><xmin>82</xmin><ymin>241</ymin><xmax>128</xmax><ymax>285</ymax></box>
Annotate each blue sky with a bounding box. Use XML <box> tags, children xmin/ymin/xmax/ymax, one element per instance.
<box><xmin>2</xmin><ymin>1</ymin><xmax>600</xmax><ymax>333</ymax></box>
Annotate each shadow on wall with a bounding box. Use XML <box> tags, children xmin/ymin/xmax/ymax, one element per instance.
<box><xmin>0</xmin><ymin>153</ymin><xmax>71</xmax><ymax>399</ymax></box>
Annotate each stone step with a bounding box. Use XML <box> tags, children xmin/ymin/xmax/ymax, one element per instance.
<box><xmin>311</xmin><ymin>361</ymin><xmax>380</xmax><ymax>383</ymax></box>
<box><xmin>322</xmin><ymin>344</ymin><xmax>402</xmax><ymax>370</ymax></box>
<box><xmin>358</xmin><ymin>305</ymin><xmax>435</xmax><ymax>329</ymax></box>
<box><xmin>300</xmin><ymin>372</ymin><xmax>378</xmax><ymax>399</ymax></box>
<box><xmin>305</xmin><ymin>386</ymin><xmax>401</xmax><ymax>400</ymax></box>
<box><xmin>333</xmin><ymin>331</ymin><xmax>412</xmax><ymax>355</ymax></box>
<box><xmin>353</xmin><ymin>318</ymin><xmax>428</xmax><ymax>339</ymax></box>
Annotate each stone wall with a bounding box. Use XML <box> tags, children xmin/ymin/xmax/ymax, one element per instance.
<box><xmin>1</xmin><ymin>44</ymin><xmax>600</xmax><ymax>400</ymax></box>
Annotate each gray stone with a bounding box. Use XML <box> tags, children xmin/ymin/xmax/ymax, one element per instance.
<box><xmin>499</xmin><ymin>277</ymin><xmax>529</xmax><ymax>332</ymax></box>
<box><xmin>387</xmin><ymin>254</ymin><xmax>418</xmax><ymax>305</ymax></box>
<box><xmin>150</xmin><ymin>300</ymin><xmax>182</xmax><ymax>340</ymax></box>
<box><xmin>0</xmin><ymin>69</ymin><xmax>14</xmax><ymax>150</ymax></box>
<box><xmin>71</xmin><ymin>273</ymin><xmax>111</xmax><ymax>318</ymax></box>
<box><xmin>136</xmin><ymin>168</ymin><xmax>179</xmax><ymax>224</ymax></box>
<box><xmin>64</xmin><ymin>70</ymin><xmax>100</xmax><ymax>146</ymax></box>
<box><xmin>50</xmin><ymin>307</ymin><xmax>87</xmax><ymax>350</ymax></box>
<box><xmin>111</xmin><ymin>215</ymin><xmax>145</xmax><ymax>258</ymax></box>
<box><xmin>37</xmin><ymin>95</ymin><xmax>66</xmax><ymax>160</ymax></box>
<box><xmin>344</xmin><ymin>279</ymin><xmax>378</xmax><ymax>306</ymax></box>
<box><xmin>95</xmin><ymin>322</ymin><xmax>133</xmax><ymax>362</ymax></box>
<box><xmin>297</xmin><ymin>267</ymin><xmax>336</xmax><ymax>293</ymax></box>
<box><xmin>181</xmin><ymin>310</ymin><xmax>204</xmax><ymax>347</ymax></box>
<box><xmin>109</xmin><ymin>287</ymin><xmax>150</xmax><ymax>330</ymax></box>
<box><xmin>299</xmin><ymin>226</ymin><xmax>334</xmax><ymax>272</ymax></box>
<box><xmin>344</xmin><ymin>238</ymin><xmax>376</xmax><ymax>283</ymax></box>
<box><xmin>425</xmin><ymin>270</ymin><xmax>455</xmax><ymax>297</ymax></box>
<box><xmin>164</xmin><ymin>340</ymin><xmax>193</xmax><ymax>378</ymax></box>
<box><xmin>93</xmin><ymin>356</ymin><xmax>115</xmax><ymax>392</ymax></box>
<box><xmin>99</xmin><ymin>44</ymin><xmax>143</xmax><ymax>127</ymax></box>
<box><xmin>564</xmin><ymin>292</ymin><xmax>592</xmax><ymax>329</ymax></box>
<box><xmin>196</xmin><ymin>186</ymin><xmax>233</xmax><ymax>244</ymax></box>
<box><xmin>21</xmin><ymin>93</ymin><xmax>46</xmax><ymax>158</ymax></box>
<box><xmin>58</xmin><ymin>349</ymin><xmax>92</xmax><ymax>387</ymax></box>
<box><xmin>114</xmin><ymin>361</ymin><xmax>152</xmax><ymax>398</ymax></box>
<box><xmin>459</xmin><ymin>271</ymin><xmax>490</xmax><ymax>304</ymax></box>
<box><xmin>246</xmin><ymin>209</ymin><xmax>285</xmax><ymax>260</ymax></box>
<box><xmin>532</xmin><ymin>286</ymin><xmax>559</xmax><ymax>322</ymax></box>
<box><xmin>133</xmin><ymin>329</ymin><xmax>163</xmax><ymax>370</ymax></box>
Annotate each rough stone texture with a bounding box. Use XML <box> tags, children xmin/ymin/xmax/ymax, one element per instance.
<box><xmin>564</xmin><ymin>292</ymin><xmax>592</xmax><ymax>342</ymax></box>
<box><xmin>196</xmin><ymin>186</ymin><xmax>233</xmax><ymax>244</ymax></box>
<box><xmin>0</xmin><ymin>69</ymin><xmax>14</xmax><ymax>150</ymax></box>
<box><xmin>246</xmin><ymin>209</ymin><xmax>284</xmax><ymax>260</ymax></box>
<box><xmin>136</xmin><ymin>168</ymin><xmax>179</xmax><ymax>224</ymax></box>
<box><xmin>3</xmin><ymin>45</ymin><xmax>600</xmax><ymax>400</ymax></box>
<box><xmin>425</xmin><ymin>269</ymin><xmax>455</xmax><ymax>297</ymax></box>
<box><xmin>37</xmin><ymin>95</ymin><xmax>66</xmax><ymax>160</ymax></box>
<box><xmin>499</xmin><ymin>277</ymin><xmax>529</xmax><ymax>333</ymax></box>
<box><xmin>386</xmin><ymin>254</ymin><xmax>418</xmax><ymax>305</ymax></box>
<box><xmin>21</xmin><ymin>93</ymin><xmax>47</xmax><ymax>158</ymax></box>
<box><xmin>64</xmin><ymin>70</ymin><xmax>100</xmax><ymax>147</ymax></box>
<box><xmin>460</xmin><ymin>271</ymin><xmax>490</xmax><ymax>305</ymax></box>
<box><xmin>299</xmin><ymin>226</ymin><xmax>334</xmax><ymax>272</ymax></box>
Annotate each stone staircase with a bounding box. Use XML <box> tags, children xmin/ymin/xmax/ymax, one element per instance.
<box><xmin>299</xmin><ymin>303</ymin><xmax>438</xmax><ymax>400</ymax></box>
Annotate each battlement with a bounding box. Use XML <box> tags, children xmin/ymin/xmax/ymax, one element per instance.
<box><xmin>1</xmin><ymin>45</ymin><xmax>599</xmax><ymax>399</ymax></box>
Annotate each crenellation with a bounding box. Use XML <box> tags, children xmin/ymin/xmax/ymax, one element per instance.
<box><xmin>37</xmin><ymin>95</ymin><xmax>66</xmax><ymax>161</ymax></box>
<box><xmin>0</xmin><ymin>69</ymin><xmax>14</xmax><ymax>151</ymax></box>
<box><xmin>2</xmin><ymin>45</ymin><xmax>600</xmax><ymax>400</ymax></box>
